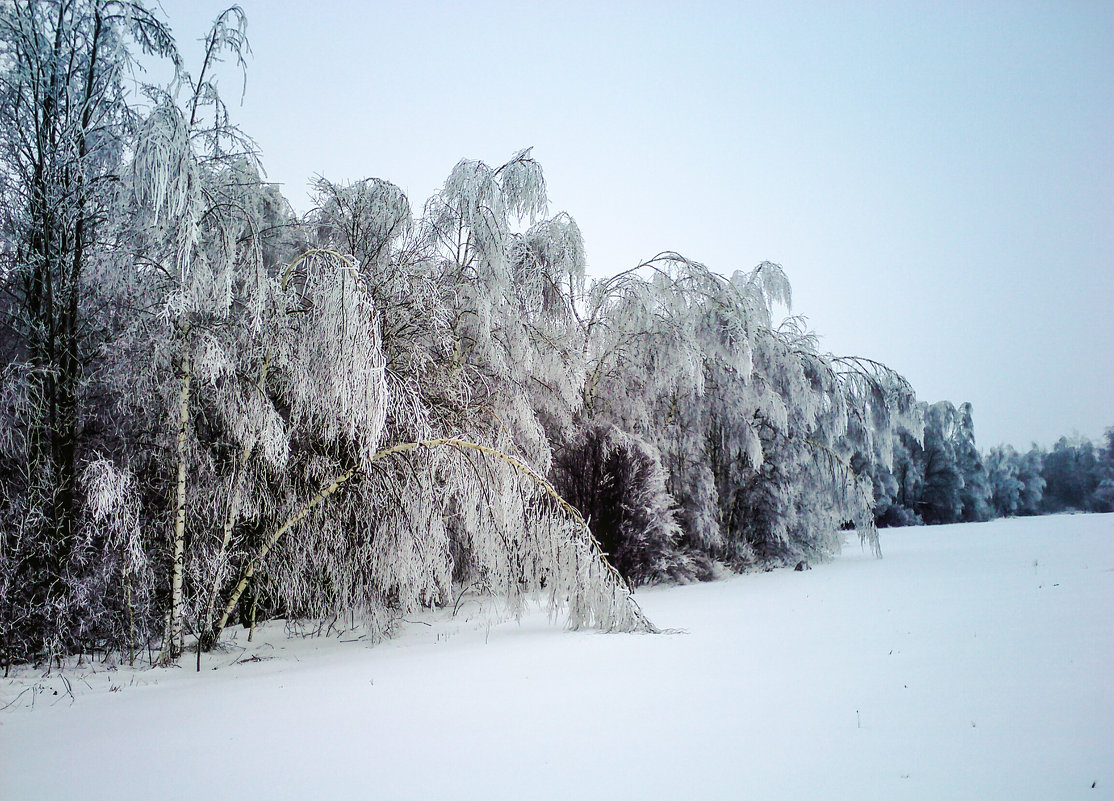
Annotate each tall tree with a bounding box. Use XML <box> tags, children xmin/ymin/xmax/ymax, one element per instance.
<box><xmin>985</xmin><ymin>444</ymin><xmax>1024</xmax><ymax>517</ymax></box>
<box><xmin>123</xmin><ymin>6</ymin><xmax>263</xmax><ymax>662</ymax></box>
<box><xmin>917</xmin><ymin>401</ymin><xmax>964</xmax><ymax>524</ymax></box>
<box><xmin>0</xmin><ymin>0</ymin><xmax>177</xmax><ymax>662</ymax></box>
<box><xmin>955</xmin><ymin>402</ymin><xmax>991</xmax><ymax>522</ymax></box>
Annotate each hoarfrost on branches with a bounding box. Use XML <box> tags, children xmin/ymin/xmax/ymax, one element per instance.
<box><xmin>0</xmin><ymin>2</ymin><xmax>973</xmax><ymax>670</ymax></box>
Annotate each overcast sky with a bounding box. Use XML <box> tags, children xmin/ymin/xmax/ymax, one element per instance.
<box><xmin>157</xmin><ymin>0</ymin><xmax>1112</xmax><ymax>451</ymax></box>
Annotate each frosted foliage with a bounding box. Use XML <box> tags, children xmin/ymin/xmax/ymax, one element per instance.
<box><xmin>420</xmin><ymin>151</ymin><xmax>583</xmax><ymax>465</ymax></box>
<box><xmin>192</xmin><ymin>329</ymin><xmax>236</xmax><ymax>384</ymax></box>
<box><xmin>80</xmin><ymin>459</ymin><xmax>145</xmax><ymax>573</ymax></box>
<box><xmin>520</xmin><ymin>214</ymin><xmax>586</xmax><ymax>285</ymax></box>
<box><xmin>426</xmin><ymin>149</ymin><xmax>548</xmax><ymax>280</ymax></box>
<box><xmin>362</xmin><ymin>466</ymin><xmax>455</xmax><ymax>611</ymax></box>
<box><xmin>589</xmin><ymin>426</ymin><xmax>690</xmax><ymax>583</ymax></box>
<box><xmin>0</xmin><ymin>364</ymin><xmax>30</xmax><ymax>459</ymax></box>
<box><xmin>580</xmin><ymin>252</ymin><xmax>920</xmax><ymax>564</ymax></box>
<box><xmin>313</xmin><ymin>178</ymin><xmax>412</xmax><ymax>266</ymax></box>
<box><xmin>130</xmin><ymin>116</ymin><xmax>251</xmax><ymax>324</ymax></box>
<box><xmin>583</xmin><ymin>256</ymin><xmax>785</xmax><ymax>551</ymax></box>
<box><xmin>735</xmin><ymin>260</ymin><xmax>792</xmax><ymax>320</ymax></box>
<box><xmin>587</xmin><ymin>256</ymin><xmax>766</xmax><ymax>425</ymax></box>
<box><xmin>278</xmin><ymin>253</ymin><xmax>388</xmax><ymax>463</ymax></box>
<box><xmin>265</xmin><ymin>473</ymin><xmax>450</xmax><ymax>620</ymax></box>
<box><xmin>733</xmin><ymin>323</ymin><xmax>920</xmax><ymax>560</ymax></box>
<box><xmin>133</xmin><ymin>105</ymin><xmax>199</xmax><ymax>240</ymax></box>
<box><xmin>498</xmin><ymin>148</ymin><xmax>548</xmax><ymax>222</ymax></box>
<box><xmin>255</xmin><ymin>402</ymin><xmax>289</xmax><ymax>471</ymax></box>
<box><xmin>433</xmin><ymin>159</ymin><xmax>510</xmax><ymax>267</ymax></box>
<box><xmin>450</xmin><ymin>444</ymin><xmax>651</xmax><ymax>632</ymax></box>
<box><xmin>0</xmin><ymin>0</ymin><xmax>201</xmax><ymax>662</ymax></box>
<box><xmin>498</xmin><ymin>394</ymin><xmax>552</xmax><ymax>474</ymax></box>
<box><xmin>215</xmin><ymin>375</ymin><xmax>289</xmax><ymax>471</ymax></box>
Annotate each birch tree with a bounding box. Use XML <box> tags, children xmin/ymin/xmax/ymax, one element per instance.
<box><xmin>123</xmin><ymin>6</ymin><xmax>275</xmax><ymax>661</ymax></box>
<box><xmin>574</xmin><ymin>256</ymin><xmax>782</xmax><ymax>565</ymax></box>
<box><xmin>735</xmin><ymin>321</ymin><xmax>920</xmax><ymax>561</ymax></box>
<box><xmin>421</xmin><ymin>149</ymin><xmax>561</xmax><ymax>468</ymax></box>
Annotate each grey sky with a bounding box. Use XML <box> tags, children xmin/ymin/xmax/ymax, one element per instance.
<box><xmin>158</xmin><ymin>0</ymin><xmax>1112</xmax><ymax>451</ymax></box>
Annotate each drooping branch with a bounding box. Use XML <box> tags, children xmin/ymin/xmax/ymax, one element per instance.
<box><xmin>207</xmin><ymin>437</ymin><xmax>655</xmax><ymax>646</ymax></box>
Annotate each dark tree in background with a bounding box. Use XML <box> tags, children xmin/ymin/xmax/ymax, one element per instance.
<box><xmin>955</xmin><ymin>402</ymin><xmax>991</xmax><ymax>522</ymax></box>
<box><xmin>917</xmin><ymin>401</ymin><xmax>965</xmax><ymax>524</ymax></box>
<box><xmin>552</xmin><ymin>425</ymin><xmax>699</xmax><ymax>586</ymax></box>
<box><xmin>1041</xmin><ymin>435</ymin><xmax>1109</xmax><ymax>513</ymax></box>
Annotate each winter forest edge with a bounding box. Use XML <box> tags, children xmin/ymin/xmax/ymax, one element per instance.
<box><xmin>0</xmin><ymin>4</ymin><xmax>1110</xmax><ymax>672</ymax></box>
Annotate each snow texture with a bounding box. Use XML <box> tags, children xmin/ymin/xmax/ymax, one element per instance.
<box><xmin>2</xmin><ymin>513</ymin><xmax>1111</xmax><ymax>800</ymax></box>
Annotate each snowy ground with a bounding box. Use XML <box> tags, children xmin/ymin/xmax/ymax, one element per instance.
<box><xmin>2</xmin><ymin>513</ymin><xmax>1111</xmax><ymax>800</ymax></box>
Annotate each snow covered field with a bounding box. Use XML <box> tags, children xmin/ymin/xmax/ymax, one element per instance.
<box><xmin>2</xmin><ymin>513</ymin><xmax>1111</xmax><ymax>800</ymax></box>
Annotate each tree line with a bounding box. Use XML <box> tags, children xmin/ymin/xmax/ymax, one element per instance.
<box><xmin>866</xmin><ymin>402</ymin><xmax>1113</xmax><ymax>527</ymax></box>
<box><xmin>0</xmin><ymin>3</ymin><xmax>1098</xmax><ymax>673</ymax></box>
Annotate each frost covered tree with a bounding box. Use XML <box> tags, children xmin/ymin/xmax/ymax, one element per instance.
<box><xmin>916</xmin><ymin>401</ymin><xmax>965</xmax><ymax>524</ymax></box>
<box><xmin>955</xmin><ymin>402</ymin><xmax>991</xmax><ymax>522</ymax></box>
<box><xmin>889</xmin><ymin>399</ymin><xmax>991</xmax><ymax>525</ymax></box>
<box><xmin>569</xmin><ymin>252</ymin><xmax>918</xmax><ymax>571</ymax></box>
<box><xmin>552</xmin><ymin>423</ymin><xmax>691</xmax><ymax>585</ymax></box>
<box><xmin>730</xmin><ymin>321</ymin><xmax>920</xmax><ymax>561</ymax></box>
<box><xmin>571</xmin><ymin>255</ymin><xmax>776</xmax><ymax>572</ymax></box>
<box><xmin>0</xmin><ymin>0</ymin><xmax>178</xmax><ymax>664</ymax></box>
<box><xmin>197</xmin><ymin>155</ymin><xmax>653</xmax><ymax>655</ymax></box>
<box><xmin>985</xmin><ymin>445</ymin><xmax>1024</xmax><ymax>517</ymax></box>
<box><xmin>419</xmin><ymin>148</ymin><xmax>583</xmax><ymax>469</ymax></box>
<box><xmin>984</xmin><ymin>442</ymin><xmax>1052</xmax><ymax>519</ymax></box>
<box><xmin>866</xmin><ymin>430</ymin><xmax>924</xmax><ymax>527</ymax></box>
<box><xmin>1040</xmin><ymin>435</ymin><xmax>1103</xmax><ymax>513</ymax></box>
<box><xmin>115</xmin><ymin>6</ymin><xmax>282</xmax><ymax>662</ymax></box>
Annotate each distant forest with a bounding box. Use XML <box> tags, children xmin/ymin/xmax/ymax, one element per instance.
<box><xmin>0</xmin><ymin>4</ymin><xmax>1109</xmax><ymax>671</ymax></box>
<box><xmin>865</xmin><ymin>401</ymin><xmax>1113</xmax><ymax>526</ymax></box>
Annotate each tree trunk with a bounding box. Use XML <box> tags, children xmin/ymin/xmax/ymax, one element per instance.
<box><xmin>160</xmin><ymin>344</ymin><xmax>192</xmax><ymax>664</ymax></box>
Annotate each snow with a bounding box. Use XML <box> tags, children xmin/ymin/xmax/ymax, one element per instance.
<box><xmin>2</xmin><ymin>513</ymin><xmax>1111</xmax><ymax>800</ymax></box>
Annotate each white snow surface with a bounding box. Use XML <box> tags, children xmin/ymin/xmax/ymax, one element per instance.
<box><xmin>2</xmin><ymin>513</ymin><xmax>1111</xmax><ymax>800</ymax></box>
